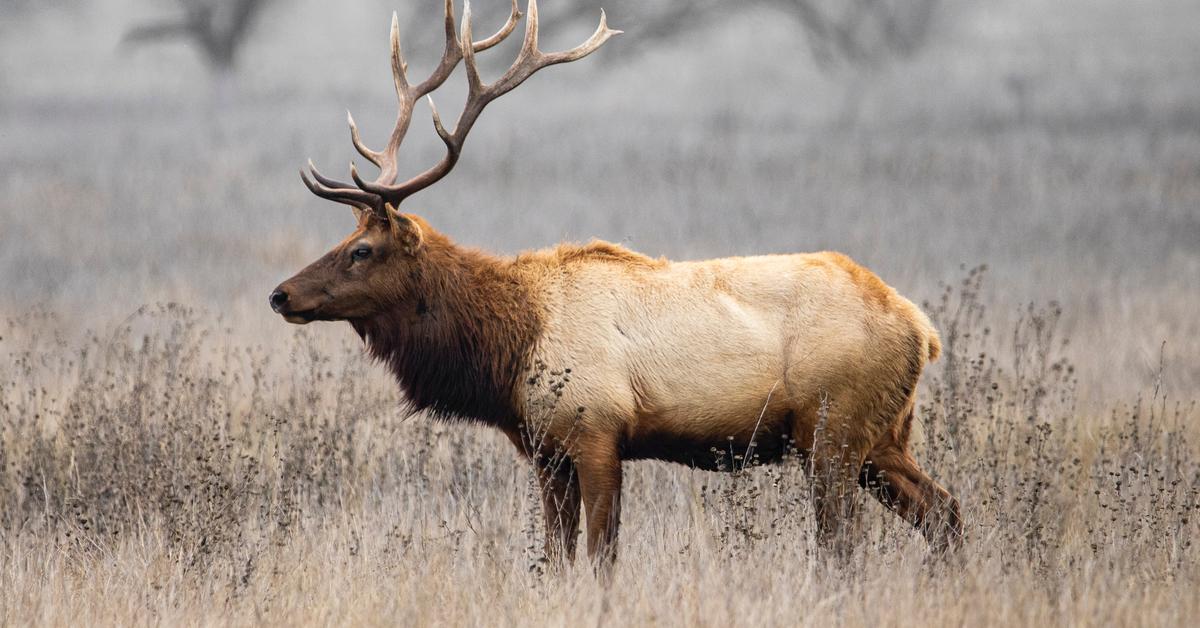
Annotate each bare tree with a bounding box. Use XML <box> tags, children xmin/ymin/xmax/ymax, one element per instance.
<box><xmin>0</xmin><ymin>0</ymin><xmax>44</xmax><ymax>95</ymax></box>
<box><xmin>770</xmin><ymin>0</ymin><xmax>941</xmax><ymax>72</ymax></box>
<box><xmin>121</xmin><ymin>0</ymin><xmax>269</xmax><ymax>77</ymax></box>
<box><xmin>554</xmin><ymin>0</ymin><xmax>944</xmax><ymax>126</ymax></box>
<box><xmin>552</xmin><ymin>0</ymin><xmax>940</xmax><ymax>70</ymax></box>
<box><xmin>552</xmin><ymin>0</ymin><xmax>721</xmax><ymax>60</ymax></box>
<box><xmin>387</xmin><ymin>1</ymin><xmax>941</xmax><ymax>75</ymax></box>
<box><xmin>775</xmin><ymin>0</ymin><xmax>943</xmax><ymax>125</ymax></box>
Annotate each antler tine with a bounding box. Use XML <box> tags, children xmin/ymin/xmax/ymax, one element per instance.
<box><xmin>536</xmin><ymin>7</ymin><xmax>621</xmax><ymax>66</ymax></box>
<box><xmin>300</xmin><ymin>164</ymin><xmax>378</xmax><ymax>212</ymax></box>
<box><xmin>391</xmin><ymin>12</ymin><xmax>410</xmax><ymax>96</ymax></box>
<box><xmin>461</xmin><ymin>2</ymin><xmax>485</xmax><ymax>96</ymax></box>
<box><xmin>520</xmin><ymin>0</ymin><xmax>539</xmax><ymax>58</ymax></box>
<box><xmin>307</xmin><ymin>159</ymin><xmax>360</xmax><ymax>191</ymax></box>
<box><xmin>497</xmin><ymin>1</ymin><xmax>622</xmax><ymax>91</ymax></box>
<box><xmin>372</xmin><ymin>10</ymin><xmax>421</xmax><ymax>186</ymax></box>
<box><xmin>347</xmin><ymin>112</ymin><xmax>382</xmax><ymax>168</ymax></box>
<box><xmin>426</xmin><ymin>95</ymin><xmax>453</xmax><ymax>143</ymax></box>
<box><xmin>349</xmin><ymin>160</ymin><xmax>376</xmax><ymax>193</ymax></box>
<box><xmin>473</xmin><ymin>0</ymin><xmax>522</xmax><ymax>52</ymax></box>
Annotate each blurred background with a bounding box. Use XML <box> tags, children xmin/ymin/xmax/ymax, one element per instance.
<box><xmin>2</xmin><ymin>0</ymin><xmax>1198</xmax><ymax>401</ymax></box>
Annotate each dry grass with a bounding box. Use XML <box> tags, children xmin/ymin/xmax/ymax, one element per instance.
<box><xmin>2</xmin><ymin>0</ymin><xmax>1200</xmax><ymax>625</ymax></box>
<box><xmin>1</xmin><ymin>275</ymin><xmax>1197</xmax><ymax>626</ymax></box>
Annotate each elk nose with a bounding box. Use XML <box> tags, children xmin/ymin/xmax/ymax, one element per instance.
<box><xmin>269</xmin><ymin>289</ymin><xmax>289</xmax><ymax>313</ymax></box>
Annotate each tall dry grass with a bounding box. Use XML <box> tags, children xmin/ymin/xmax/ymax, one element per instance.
<box><xmin>2</xmin><ymin>0</ymin><xmax>1199</xmax><ymax>624</ymax></box>
<box><xmin>1</xmin><ymin>272</ymin><xmax>1196</xmax><ymax>626</ymax></box>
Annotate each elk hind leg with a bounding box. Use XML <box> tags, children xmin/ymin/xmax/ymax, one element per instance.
<box><xmin>859</xmin><ymin>444</ymin><xmax>964</xmax><ymax>552</ymax></box>
<box><xmin>807</xmin><ymin>423</ymin><xmax>873</xmax><ymax>554</ymax></box>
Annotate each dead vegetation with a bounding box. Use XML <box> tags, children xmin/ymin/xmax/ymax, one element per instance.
<box><xmin>1</xmin><ymin>271</ymin><xmax>1196</xmax><ymax>625</ymax></box>
<box><xmin>2</xmin><ymin>0</ymin><xmax>1199</xmax><ymax>624</ymax></box>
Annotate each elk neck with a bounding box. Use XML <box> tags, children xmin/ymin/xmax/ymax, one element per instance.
<box><xmin>350</xmin><ymin>227</ymin><xmax>542</xmax><ymax>428</ymax></box>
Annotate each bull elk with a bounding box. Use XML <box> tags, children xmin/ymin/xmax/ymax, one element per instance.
<box><xmin>271</xmin><ymin>0</ymin><xmax>963</xmax><ymax>570</ymax></box>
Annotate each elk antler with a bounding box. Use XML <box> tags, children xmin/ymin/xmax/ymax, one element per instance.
<box><xmin>301</xmin><ymin>0</ymin><xmax>620</xmax><ymax>217</ymax></box>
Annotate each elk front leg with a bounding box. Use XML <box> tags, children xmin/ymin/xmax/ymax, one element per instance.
<box><xmin>537</xmin><ymin>461</ymin><xmax>581</xmax><ymax>567</ymax></box>
<box><xmin>574</xmin><ymin>435</ymin><xmax>623</xmax><ymax>574</ymax></box>
<box><xmin>502</xmin><ymin>427</ymin><xmax>582</xmax><ymax>567</ymax></box>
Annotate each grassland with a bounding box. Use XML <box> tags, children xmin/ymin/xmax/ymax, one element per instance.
<box><xmin>1</xmin><ymin>0</ymin><xmax>1199</xmax><ymax>625</ymax></box>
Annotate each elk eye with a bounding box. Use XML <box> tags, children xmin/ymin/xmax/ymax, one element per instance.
<box><xmin>351</xmin><ymin>246</ymin><xmax>372</xmax><ymax>261</ymax></box>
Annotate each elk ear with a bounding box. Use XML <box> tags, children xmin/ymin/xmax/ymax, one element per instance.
<box><xmin>385</xmin><ymin>205</ymin><xmax>423</xmax><ymax>256</ymax></box>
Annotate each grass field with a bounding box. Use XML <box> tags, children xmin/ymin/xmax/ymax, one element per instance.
<box><xmin>1</xmin><ymin>0</ymin><xmax>1199</xmax><ymax>625</ymax></box>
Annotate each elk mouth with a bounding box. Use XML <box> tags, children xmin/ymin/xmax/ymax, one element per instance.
<box><xmin>282</xmin><ymin>309</ymin><xmax>319</xmax><ymax>325</ymax></box>
<box><xmin>282</xmin><ymin>312</ymin><xmax>316</xmax><ymax>326</ymax></box>
<box><xmin>281</xmin><ymin>306</ymin><xmax>348</xmax><ymax>324</ymax></box>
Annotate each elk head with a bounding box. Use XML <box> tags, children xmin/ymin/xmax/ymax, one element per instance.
<box><xmin>270</xmin><ymin>0</ymin><xmax>618</xmax><ymax>324</ymax></box>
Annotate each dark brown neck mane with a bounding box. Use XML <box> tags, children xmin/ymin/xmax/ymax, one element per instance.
<box><xmin>350</xmin><ymin>232</ymin><xmax>541</xmax><ymax>426</ymax></box>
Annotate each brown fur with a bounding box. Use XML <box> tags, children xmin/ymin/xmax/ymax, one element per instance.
<box><xmin>549</xmin><ymin>240</ymin><xmax>667</xmax><ymax>269</ymax></box>
<box><xmin>352</xmin><ymin>219</ymin><xmax>542</xmax><ymax>425</ymax></box>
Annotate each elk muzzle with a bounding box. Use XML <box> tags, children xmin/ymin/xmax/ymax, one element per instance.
<box><xmin>269</xmin><ymin>289</ymin><xmax>289</xmax><ymax>312</ymax></box>
<box><xmin>269</xmin><ymin>283</ymin><xmax>321</xmax><ymax>324</ymax></box>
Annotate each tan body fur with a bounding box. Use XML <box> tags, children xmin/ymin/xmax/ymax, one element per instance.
<box><xmin>502</xmin><ymin>242</ymin><xmax>959</xmax><ymax>563</ymax></box>
<box><xmin>516</xmin><ymin>245</ymin><xmax>940</xmax><ymax>454</ymax></box>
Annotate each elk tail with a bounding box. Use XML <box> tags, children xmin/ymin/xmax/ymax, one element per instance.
<box><xmin>925</xmin><ymin>327</ymin><xmax>942</xmax><ymax>362</ymax></box>
<box><xmin>914</xmin><ymin>309</ymin><xmax>942</xmax><ymax>363</ymax></box>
